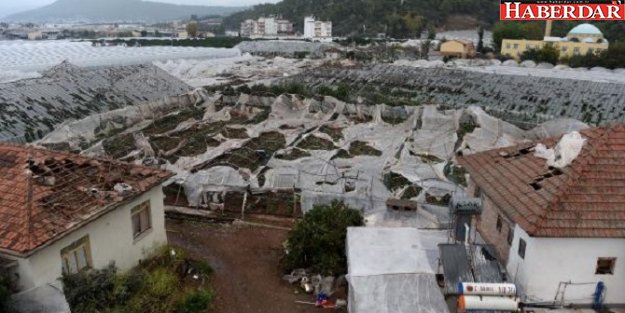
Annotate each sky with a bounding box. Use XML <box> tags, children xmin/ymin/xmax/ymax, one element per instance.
<box><xmin>0</xmin><ymin>0</ymin><xmax>280</xmax><ymax>17</ymax></box>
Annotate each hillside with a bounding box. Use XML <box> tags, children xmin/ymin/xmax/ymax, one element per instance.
<box><xmin>4</xmin><ymin>0</ymin><xmax>245</xmax><ymax>23</ymax></box>
<box><xmin>223</xmin><ymin>0</ymin><xmax>499</xmax><ymax>37</ymax></box>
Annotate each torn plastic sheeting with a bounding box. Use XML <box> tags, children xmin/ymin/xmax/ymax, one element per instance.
<box><xmin>180</xmin><ymin>166</ymin><xmax>248</xmax><ymax>206</ymax></box>
<box><xmin>534</xmin><ymin>131</ymin><xmax>586</xmax><ymax>169</ymax></box>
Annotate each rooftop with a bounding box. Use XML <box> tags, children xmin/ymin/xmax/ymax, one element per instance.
<box><xmin>458</xmin><ymin>124</ymin><xmax>625</xmax><ymax>238</ymax></box>
<box><xmin>0</xmin><ymin>143</ymin><xmax>172</xmax><ymax>256</ymax></box>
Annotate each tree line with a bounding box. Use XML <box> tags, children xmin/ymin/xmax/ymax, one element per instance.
<box><xmin>222</xmin><ymin>0</ymin><xmax>499</xmax><ymax>38</ymax></box>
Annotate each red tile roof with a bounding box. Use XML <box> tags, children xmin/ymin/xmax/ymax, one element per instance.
<box><xmin>0</xmin><ymin>143</ymin><xmax>172</xmax><ymax>256</ymax></box>
<box><xmin>458</xmin><ymin>124</ymin><xmax>625</xmax><ymax>238</ymax></box>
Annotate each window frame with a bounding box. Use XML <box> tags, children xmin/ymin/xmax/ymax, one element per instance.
<box><xmin>518</xmin><ymin>238</ymin><xmax>526</xmax><ymax>259</ymax></box>
<box><xmin>507</xmin><ymin>227</ymin><xmax>514</xmax><ymax>245</ymax></box>
<box><xmin>595</xmin><ymin>257</ymin><xmax>616</xmax><ymax>275</ymax></box>
<box><xmin>131</xmin><ymin>200</ymin><xmax>152</xmax><ymax>240</ymax></box>
<box><xmin>496</xmin><ymin>215</ymin><xmax>503</xmax><ymax>233</ymax></box>
<box><xmin>61</xmin><ymin>236</ymin><xmax>92</xmax><ymax>274</ymax></box>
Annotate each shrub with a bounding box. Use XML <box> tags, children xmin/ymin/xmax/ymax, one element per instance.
<box><xmin>180</xmin><ymin>290</ymin><xmax>214</xmax><ymax>313</ymax></box>
<box><xmin>281</xmin><ymin>201</ymin><xmax>364</xmax><ymax>275</ymax></box>
<box><xmin>0</xmin><ymin>272</ymin><xmax>15</xmax><ymax>313</ymax></box>
<box><xmin>62</xmin><ymin>263</ymin><xmax>118</xmax><ymax>313</ymax></box>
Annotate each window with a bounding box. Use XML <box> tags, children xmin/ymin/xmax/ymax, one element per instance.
<box><xmin>506</xmin><ymin>43</ymin><xmax>511</xmax><ymax>49</ymax></box>
<box><xmin>561</xmin><ymin>47</ymin><xmax>568</xmax><ymax>52</ymax></box>
<box><xmin>132</xmin><ymin>201</ymin><xmax>152</xmax><ymax>239</ymax></box>
<box><xmin>496</xmin><ymin>215</ymin><xmax>503</xmax><ymax>233</ymax></box>
<box><xmin>507</xmin><ymin>228</ymin><xmax>514</xmax><ymax>245</ymax></box>
<box><xmin>596</xmin><ymin>258</ymin><xmax>616</xmax><ymax>275</ymax></box>
<box><xmin>513</xmin><ymin>44</ymin><xmax>519</xmax><ymax>49</ymax></box>
<box><xmin>61</xmin><ymin>236</ymin><xmax>92</xmax><ymax>274</ymax></box>
<box><xmin>518</xmin><ymin>238</ymin><xmax>526</xmax><ymax>259</ymax></box>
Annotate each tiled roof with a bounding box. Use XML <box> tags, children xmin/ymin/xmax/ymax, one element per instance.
<box><xmin>458</xmin><ymin>124</ymin><xmax>625</xmax><ymax>238</ymax></box>
<box><xmin>0</xmin><ymin>143</ymin><xmax>172</xmax><ymax>255</ymax></box>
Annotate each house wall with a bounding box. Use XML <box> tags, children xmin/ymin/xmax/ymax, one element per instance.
<box><xmin>507</xmin><ymin>225</ymin><xmax>625</xmax><ymax>305</ymax></box>
<box><xmin>11</xmin><ymin>186</ymin><xmax>167</xmax><ymax>291</ymax></box>
<box><xmin>475</xmin><ymin>191</ymin><xmax>514</xmax><ymax>264</ymax></box>
<box><xmin>501</xmin><ymin>39</ymin><xmax>608</xmax><ymax>60</ymax></box>
<box><xmin>440</xmin><ymin>41</ymin><xmax>469</xmax><ymax>58</ymax></box>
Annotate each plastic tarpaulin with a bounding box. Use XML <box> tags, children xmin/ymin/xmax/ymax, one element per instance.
<box><xmin>346</xmin><ymin>227</ymin><xmax>450</xmax><ymax>313</ymax></box>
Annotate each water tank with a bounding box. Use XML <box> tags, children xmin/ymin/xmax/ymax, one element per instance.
<box><xmin>458</xmin><ymin>295</ymin><xmax>519</xmax><ymax>311</ymax></box>
<box><xmin>458</xmin><ymin>282</ymin><xmax>517</xmax><ymax>296</ymax></box>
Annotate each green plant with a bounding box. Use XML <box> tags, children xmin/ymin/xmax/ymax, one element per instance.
<box><xmin>281</xmin><ymin>201</ymin><xmax>364</xmax><ymax>275</ymax></box>
<box><xmin>0</xmin><ymin>272</ymin><xmax>15</xmax><ymax>313</ymax></box>
<box><xmin>62</xmin><ymin>263</ymin><xmax>118</xmax><ymax>313</ymax></box>
<box><xmin>180</xmin><ymin>290</ymin><xmax>214</xmax><ymax>313</ymax></box>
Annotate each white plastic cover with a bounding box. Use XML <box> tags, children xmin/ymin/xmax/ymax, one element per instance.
<box><xmin>346</xmin><ymin>227</ymin><xmax>450</xmax><ymax>313</ymax></box>
<box><xmin>534</xmin><ymin>131</ymin><xmax>586</xmax><ymax>168</ymax></box>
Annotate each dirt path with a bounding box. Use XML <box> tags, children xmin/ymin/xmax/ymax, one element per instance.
<box><xmin>166</xmin><ymin>219</ymin><xmax>320</xmax><ymax>313</ymax></box>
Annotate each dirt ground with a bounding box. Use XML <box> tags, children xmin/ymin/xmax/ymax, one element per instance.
<box><xmin>166</xmin><ymin>218</ymin><xmax>322</xmax><ymax>313</ymax></box>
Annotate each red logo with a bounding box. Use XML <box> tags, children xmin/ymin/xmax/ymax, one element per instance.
<box><xmin>500</xmin><ymin>0</ymin><xmax>625</xmax><ymax>20</ymax></box>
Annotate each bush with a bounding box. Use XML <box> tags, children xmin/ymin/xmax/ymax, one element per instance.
<box><xmin>62</xmin><ymin>263</ymin><xmax>118</xmax><ymax>313</ymax></box>
<box><xmin>281</xmin><ymin>201</ymin><xmax>364</xmax><ymax>275</ymax></box>
<box><xmin>520</xmin><ymin>45</ymin><xmax>560</xmax><ymax>65</ymax></box>
<box><xmin>180</xmin><ymin>290</ymin><xmax>214</xmax><ymax>313</ymax></box>
<box><xmin>0</xmin><ymin>272</ymin><xmax>15</xmax><ymax>313</ymax></box>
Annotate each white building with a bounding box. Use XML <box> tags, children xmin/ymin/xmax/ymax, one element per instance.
<box><xmin>459</xmin><ymin>125</ymin><xmax>625</xmax><ymax>307</ymax></box>
<box><xmin>0</xmin><ymin>144</ymin><xmax>172</xmax><ymax>310</ymax></box>
<box><xmin>304</xmin><ymin>16</ymin><xmax>332</xmax><ymax>40</ymax></box>
<box><xmin>240</xmin><ymin>16</ymin><xmax>294</xmax><ymax>38</ymax></box>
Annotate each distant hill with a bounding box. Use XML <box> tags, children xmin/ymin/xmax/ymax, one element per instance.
<box><xmin>4</xmin><ymin>0</ymin><xmax>246</xmax><ymax>23</ymax></box>
<box><xmin>223</xmin><ymin>0</ymin><xmax>499</xmax><ymax>37</ymax></box>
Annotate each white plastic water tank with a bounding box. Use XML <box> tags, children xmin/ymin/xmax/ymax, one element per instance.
<box><xmin>458</xmin><ymin>295</ymin><xmax>519</xmax><ymax>311</ymax></box>
<box><xmin>458</xmin><ymin>282</ymin><xmax>517</xmax><ymax>296</ymax></box>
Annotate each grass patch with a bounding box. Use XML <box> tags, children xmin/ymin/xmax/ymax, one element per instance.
<box><xmin>418</xmin><ymin>153</ymin><xmax>444</xmax><ymax>163</ymax></box>
<box><xmin>102</xmin><ymin>133</ymin><xmax>135</xmax><ymax>157</ymax></box>
<box><xmin>384</xmin><ymin>172</ymin><xmax>412</xmax><ymax>191</ymax></box>
<box><xmin>426</xmin><ymin>193</ymin><xmax>452</xmax><ymax>206</ymax></box>
<box><xmin>381</xmin><ymin>115</ymin><xmax>406</xmax><ymax>125</ymax></box>
<box><xmin>349</xmin><ymin>141</ymin><xmax>382</xmax><ymax>156</ymax></box>
<box><xmin>221</xmin><ymin>127</ymin><xmax>249</xmax><ymax>139</ymax></box>
<box><xmin>444</xmin><ymin>163</ymin><xmax>468</xmax><ymax>187</ymax></box>
<box><xmin>62</xmin><ymin>245</ymin><xmax>213</xmax><ymax>313</ymax></box>
<box><xmin>319</xmin><ymin>125</ymin><xmax>344</xmax><ymax>142</ymax></box>
<box><xmin>401</xmin><ymin>185</ymin><xmax>423</xmax><ymax>200</ymax></box>
<box><xmin>276</xmin><ymin>148</ymin><xmax>311</xmax><ymax>161</ymax></box>
<box><xmin>297</xmin><ymin>135</ymin><xmax>337</xmax><ymax>151</ymax></box>
<box><xmin>202</xmin><ymin>131</ymin><xmax>286</xmax><ymax>172</ymax></box>
<box><xmin>142</xmin><ymin>107</ymin><xmax>206</xmax><ymax>136</ymax></box>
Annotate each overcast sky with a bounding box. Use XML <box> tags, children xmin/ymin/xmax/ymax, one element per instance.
<box><xmin>0</xmin><ymin>0</ymin><xmax>280</xmax><ymax>17</ymax></box>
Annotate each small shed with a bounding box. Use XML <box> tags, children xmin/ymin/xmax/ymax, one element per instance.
<box><xmin>440</xmin><ymin>40</ymin><xmax>476</xmax><ymax>59</ymax></box>
<box><xmin>346</xmin><ymin>227</ymin><xmax>450</xmax><ymax>313</ymax></box>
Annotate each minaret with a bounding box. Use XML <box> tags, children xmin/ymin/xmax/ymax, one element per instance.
<box><xmin>545</xmin><ymin>20</ymin><xmax>553</xmax><ymax>38</ymax></box>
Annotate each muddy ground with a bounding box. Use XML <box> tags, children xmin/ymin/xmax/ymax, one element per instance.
<box><xmin>166</xmin><ymin>218</ymin><xmax>323</xmax><ymax>313</ymax></box>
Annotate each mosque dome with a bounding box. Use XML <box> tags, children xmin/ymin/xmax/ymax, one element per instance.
<box><xmin>568</xmin><ymin>23</ymin><xmax>603</xmax><ymax>36</ymax></box>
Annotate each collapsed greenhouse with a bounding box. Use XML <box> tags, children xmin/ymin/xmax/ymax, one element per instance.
<box><xmin>37</xmin><ymin>90</ymin><xmax>589</xmax><ymax>225</ymax></box>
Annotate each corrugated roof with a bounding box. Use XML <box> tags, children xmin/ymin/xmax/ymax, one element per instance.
<box><xmin>458</xmin><ymin>124</ymin><xmax>625</xmax><ymax>238</ymax></box>
<box><xmin>0</xmin><ymin>143</ymin><xmax>172</xmax><ymax>255</ymax></box>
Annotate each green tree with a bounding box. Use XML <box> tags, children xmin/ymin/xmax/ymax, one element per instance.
<box><xmin>281</xmin><ymin>201</ymin><xmax>364</xmax><ymax>275</ymax></box>
<box><xmin>520</xmin><ymin>44</ymin><xmax>560</xmax><ymax>65</ymax></box>
<box><xmin>492</xmin><ymin>21</ymin><xmax>543</xmax><ymax>52</ymax></box>
<box><xmin>186</xmin><ymin>22</ymin><xmax>198</xmax><ymax>38</ymax></box>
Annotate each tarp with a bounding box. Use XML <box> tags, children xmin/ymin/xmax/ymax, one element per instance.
<box><xmin>346</xmin><ymin>227</ymin><xmax>450</xmax><ymax>313</ymax></box>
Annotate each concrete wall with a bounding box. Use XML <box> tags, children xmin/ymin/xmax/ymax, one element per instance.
<box><xmin>507</xmin><ymin>225</ymin><xmax>625</xmax><ymax>305</ymax></box>
<box><xmin>11</xmin><ymin>186</ymin><xmax>167</xmax><ymax>291</ymax></box>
